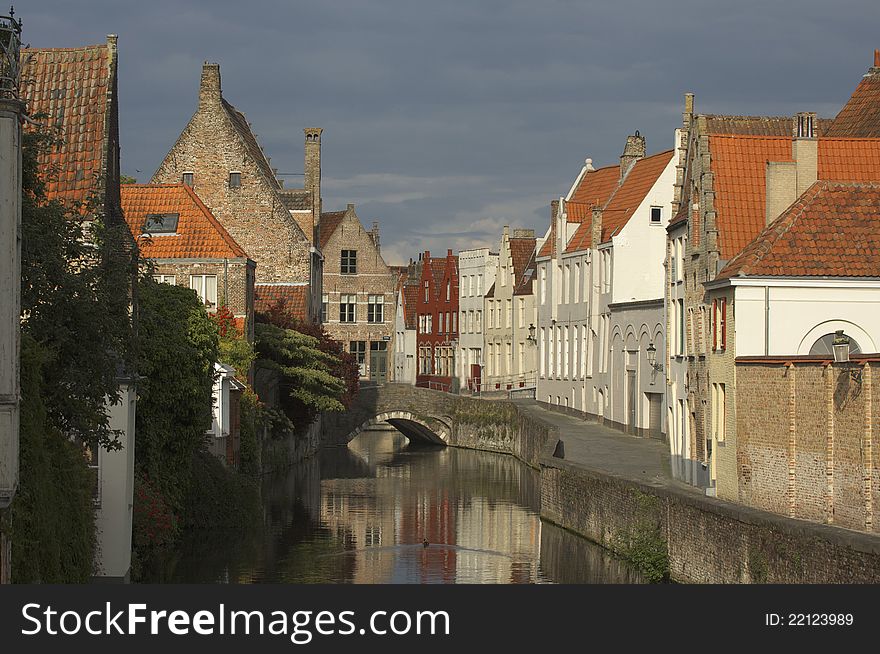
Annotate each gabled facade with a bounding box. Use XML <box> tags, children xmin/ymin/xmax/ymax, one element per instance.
<box><xmin>121</xmin><ymin>183</ymin><xmax>256</xmax><ymax>341</ymax></box>
<box><xmin>320</xmin><ymin>204</ymin><xmax>397</xmax><ymax>382</ymax></box>
<box><xmin>668</xmin><ymin>67</ymin><xmax>880</xmax><ymax>497</ymax></box>
<box><xmin>537</xmin><ymin>132</ymin><xmax>675</xmax><ymax>435</ymax></box>
<box><xmin>152</xmin><ymin>63</ymin><xmax>322</xmax><ymax>323</ymax></box>
<box><xmin>483</xmin><ymin>228</ymin><xmax>537</xmax><ymax>393</ymax></box>
<box><xmin>20</xmin><ymin>36</ymin><xmax>137</xmax><ymax>581</ymax></box>
<box><xmin>456</xmin><ymin>247</ymin><xmax>497</xmax><ymax>391</ymax></box>
<box><xmin>416</xmin><ymin>250</ymin><xmax>459</xmax><ymax>391</ymax></box>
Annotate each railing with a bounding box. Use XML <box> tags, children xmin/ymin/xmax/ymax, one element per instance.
<box><xmin>465</xmin><ymin>375</ymin><xmax>537</xmax><ymax>397</ymax></box>
<box><xmin>0</xmin><ymin>8</ymin><xmax>22</xmax><ymax>100</ymax></box>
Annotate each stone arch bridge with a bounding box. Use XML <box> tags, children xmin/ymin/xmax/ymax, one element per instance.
<box><xmin>320</xmin><ymin>383</ymin><xmax>557</xmax><ymax>466</ymax></box>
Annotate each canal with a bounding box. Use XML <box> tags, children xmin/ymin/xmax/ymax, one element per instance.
<box><xmin>153</xmin><ymin>428</ymin><xmax>644</xmax><ymax>583</ymax></box>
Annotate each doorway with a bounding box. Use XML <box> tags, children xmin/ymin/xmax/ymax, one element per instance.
<box><xmin>369</xmin><ymin>341</ymin><xmax>388</xmax><ymax>383</ymax></box>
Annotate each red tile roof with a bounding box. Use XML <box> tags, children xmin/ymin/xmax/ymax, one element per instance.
<box><xmin>709</xmin><ymin>135</ymin><xmax>880</xmax><ymax>259</ymax></box>
<box><xmin>254</xmin><ymin>284</ymin><xmax>308</xmax><ymax>321</ymax></box>
<box><xmin>599</xmin><ymin>150</ymin><xmax>673</xmax><ymax>242</ymax></box>
<box><xmin>717</xmin><ymin>181</ymin><xmax>880</xmax><ymax>279</ymax></box>
<box><xmin>319</xmin><ymin>210</ymin><xmax>347</xmax><ymax>250</ymax></box>
<box><xmin>121</xmin><ymin>184</ymin><xmax>247</xmax><ymax>259</ymax></box>
<box><xmin>825</xmin><ymin>53</ymin><xmax>880</xmax><ymax>138</ymax></box>
<box><xmin>402</xmin><ymin>284</ymin><xmax>419</xmax><ymax>330</ymax></box>
<box><xmin>561</xmin><ymin>165</ymin><xmax>622</xmax><ymax>254</ymax></box>
<box><xmin>20</xmin><ymin>42</ymin><xmax>113</xmax><ymax>207</ymax></box>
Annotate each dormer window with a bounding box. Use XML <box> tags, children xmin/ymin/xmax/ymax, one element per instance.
<box><xmin>182</xmin><ymin>172</ymin><xmax>194</xmax><ymax>186</ymax></box>
<box><xmin>143</xmin><ymin>213</ymin><xmax>179</xmax><ymax>235</ymax></box>
<box><xmin>228</xmin><ymin>171</ymin><xmax>241</xmax><ymax>188</ymax></box>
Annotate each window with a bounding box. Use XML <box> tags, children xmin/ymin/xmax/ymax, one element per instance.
<box><xmin>573</xmin><ymin>262</ymin><xmax>580</xmax><ymax>303</ymax></box>
<box><xmin>452</xmin><ymin>311</ymin><xmax>457</xmax><ymax>334</ymax></box>
<box><xmin>153</xmin><ymin>274</ymin><xmax>175</xmax><ymax>285</ymax></box>
<box><xmin>505</xmin><ymin>299</ymin><xmax>512</xmax><ymax>328</ymax></box>
<box><xmin>143</xmin><ymin>213</ymin><xmax>179</xmax><ymax>234</ymax></box>
<box><xmin>339</xmin><ymin>294</ymin><xmax>356</xmax><ymax>323</ymax></box>
<box><xmin>341</xmin><ymin>250</ymin><xmax>357</xmax><ymax>274</ymax></box>
<box><xmin>563</xmin><ymin>264</ymin><xmax>570</xmax><ymax>304</ymax></box>
<box><xmin>367</xmin><ymin>294</ymin><xmax>384</xmax><ymax>323</ymax></box>
<box><xmin>712</xmin><ymin>298</ymin><xmax>727</xmax><ymax>351</ymax></box>
<box><xmin>228</xmin><ymin>171</ymin><xmax>241</xmax><ymax>188</ymax></box>
<box><xmin>190</xmin><ymin>275</ymin><xmax>217</xmax><ymax>309</ymax></box>
<box><xmin>540</xmin><ymin>266</ymin><xmax>547</xmax><ymax>304</ymax></box>
<box><xmin>446</xmin><ymin>280</ymin><xmax>451</xmax><ymax>301</ymax></box>
<box><xmin>539</xmin><ymin>327</ymin><xmax>546</xmax><ymax>377</ymax></box>
<box><xmin>518</xmin><ymin>298</ymin><xmax>525</xmax><ymax>328</ymax></box>
<box><xmin>650</xmin><ymin>206</ymin><xmax>663</xmax><ymax>224</ymax></box>
<box><xmin>424</xmin><ymin>281</ymin><xmax>429</xmax><ymax>302</ymax></box>
<box><xmin>350</xmin><ymin>341</ymin><xmax>366</xmax><ymax>376</ymax></box>
<box><xmin>810</xmin><ymin>333</ymin><xmax>862</xmax><ymax>356</ymax></box>
<box><xmin>426</xmin><ymin>314</ymin><xmax>432</xmax><ymax>334</ymax></box>
<box><xmin>321</xmin><ymin>293</ymin><xmax>328</xmax><ymax>323</ymax></box>
<box><xmin>678</xmin><ymin>299</ymin><xmax>685</xmax><ymax>356</ymax></box>
<box><xmin>182</xmin><ymin>172</ymin><xmax>194</xmax><ymax>187</ymax></box>
<box><xmin>712</xmin><ymin>383</ymin><xmax>726</xmax><ymax>443</ymax></box>
<box><xmin>700</xmin><ymin>305</ymin><xmax>707</xmax><ymax>353</ymax></box>
<box><xmin>439</xmin><ymin>312</ymin><xmax>445</xmax><ymax>334</ymax></box>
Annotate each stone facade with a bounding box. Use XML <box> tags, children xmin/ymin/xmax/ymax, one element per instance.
<box><xmin>321</xmin><ymin>204</ymin><xmax>397</xmax><ymax>381</ymax></box>
<box><xmin>152</xmin><ymin>63</ymin><xmax>321</xmax><ymax>321</ymax></box>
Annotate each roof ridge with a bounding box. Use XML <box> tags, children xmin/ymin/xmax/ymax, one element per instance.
<box><xmin>23</xmin><ymin>44</ymin><xmax>108</xmax><ymax>52</ymax></box>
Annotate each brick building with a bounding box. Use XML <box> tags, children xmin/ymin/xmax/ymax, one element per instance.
<box><xmin>19</xmin><ymin>36</ymin><xmax>137</xmax><ymax>581</ymax></box>
<box><xmin>320</xmin><ymin>204</ymin><xmax>397</xmax><ymax>381</ymax></box>
<box><xmin>416</xmin><ymin>250</ymin><xmax>459</xmax><ymax>391</ymax></box>
<box><xmin>667</xmin><ymin>52</ymin><xmax>880</xmax><ymax>496</ymax></box>
<box><xmin>152</xmin><ymin>62</ymin><xmax>322</xmax><ymax>323</ymax></box>
<box><xmin>121</xmin><ymin>183</ymin><xmax>256</xmax><ymax>340</ymax></box>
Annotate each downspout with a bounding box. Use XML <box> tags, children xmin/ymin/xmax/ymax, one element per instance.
<box><xmin>224</xmin><ymin>258</ymin><xmax>229</xmax><ymax>308</ymax></box>
<box><xmin>764</xmin><ymin>285</ymin><xmax>769</xmax><ymax>356</ymax></box>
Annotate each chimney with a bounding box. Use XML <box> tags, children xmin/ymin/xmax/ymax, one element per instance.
<box><xmin>620</xmin><ymin>131</ymin><xmax>646</xmax><ymax>182</ymax></box>
<box><xmin>199</xmin><ymin>62</ymin><xmax>222</xmax><ymax>107</ymax></box>
<box><xmin>590</xmin><ymin>207</ymin><xmax>603</xmax><ymax>249</ymax></box>
<box><xmin>873</xmin><ymin>48</ymin><xmax>880</xmax><ymax>72</ymax></box>
<box><xmin>550</xmin><ymin>199</ymin><xmax>559</xmax><ymax>222</ymax></box>
<box><xmin>792</xmin><ymin>112</ymin><xmax>818</xmax><ymax>197</ymax></box>
<box><xmin>304</xmin><ymin>128</ymin><xmax>323</xmax><ymax>243</ymax></box>
<box><xmin>512</xmin><ymin>228</ymin><xmax>534</xmax><ymax>239</ymax></box>
<box><xmin>371</xmin><ymin>221</ymin><xmax>380</xmax><ymax>251</ymax></box>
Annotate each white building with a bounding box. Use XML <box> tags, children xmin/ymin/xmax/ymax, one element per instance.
<box><xmin>482</xmin><ymin>228</ymin><xmax>539</xmax><ymax>394</ymax></box>
<box><xmin>392</xmin><ymin>277</ymin><xmax>419</xmax><ymax>385</ymax></box>
<box><xmin>456</xmin><ymin>247</ymin><xmax>497</xmax><ymax>391</ymax></box>
<box><xmin>537</xmin><ymin>131</ymin><xmax>677</xmax><ymax>438</ymax></box>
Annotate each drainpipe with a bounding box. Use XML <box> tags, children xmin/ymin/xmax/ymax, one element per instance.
<box><xmin>764</xmin><ymin>285</ymin><xmax>770</xmax><ymax>356</ymax></box>
<box><xmin>223</xmin><ymin>258</ymin><xmax>229</xmax><ymax>309</ymax></box>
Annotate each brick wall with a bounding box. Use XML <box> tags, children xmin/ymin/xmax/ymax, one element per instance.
<box><xmin>736</xmin><ymin>360</ymin><xmax>878</xmax><ymax>533</ymax></box>
<box><xmin>151</xmin><ymin>258</ymin><xmax>253</xmax><ymax>322</ymax></box>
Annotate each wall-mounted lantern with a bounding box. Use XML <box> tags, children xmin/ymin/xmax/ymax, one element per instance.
<box><xmin>647</xmin><ymin>342</ymin><xmax>663</xmax><ymax>373</ymax></box>
<box><xmin>833</xmin><ymin>330</ymin><xmax>862</xmax><ymax>386</ymax></box>
<box><xmin>526</xmin><ymin>323</ymin><xmax>537</xmax><ymax>344</ymax></box>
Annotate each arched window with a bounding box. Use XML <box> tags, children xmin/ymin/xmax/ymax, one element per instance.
<box><xmin>809</xmin><ymin>333</ymin><xmax>861</xmax><ymax>356</ymax></box>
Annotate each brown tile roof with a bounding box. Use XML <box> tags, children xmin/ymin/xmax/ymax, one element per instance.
<box><xmin>717</xmin><ymin>181</ymin><xmax>880</xmax><ymax>279</ymax></box>
<box><xmin>510</xmin><ymin>236</ymin><xmax>536</xmax><ymax>285</ymax></box>
<box><xmin>709</xmin><ymin>135</ymin><xmax>880</xmax><ymax>259</ymax></box>
<box><xmin>279</xmin><ymin>188</ymin><xmax>312</xmax><ymax>211</ymax></box>
<box><xmin>599</xmin><ymin>150</ymin><xmax>673</xmax><ymax>243</ymax></box>
<box><xmin>704</xmin><ymin>115</ymin><xmax>832</xmax><ymax>136</ymax></box>
<box><xmin>560</xmin><ymin>165</ymin><xmax>622</xmax><ymax>255</ymax></box>
<box><xmin>429</xmin><ymin>258</ymin><xmax>448</xmax><ymax>299</ymax></box>
<box><xmin>221</xmin><ymin>99</ymin><xmax>280</xmax><ymax>190</ymax></box>
<box><xmin>254</xmin><ymin>284</ymin><xmax>308</xmax><ymax>321</ymax></box>
<box><xmin>402</xmin><ymin>284</ymin><xmax>419</xmax><ymax>329</ymax></box>
<box><xmin>514</xmin><ymin>248</ymin><xmax>536</xmax><ymax>296</ymax></box>
<box><xmin>20</xmin><ymin>42</ymin><xmax>113</xmax><ymax>207</ymax></box>
<box><xmin>121</xmin><ymin>184</ymin><xmax>248</xmax><ymax>259</ymax></box>
<box><xmin>825</xmin><ymin>52</ymin><xmax>880</xmax><ymax>138</ymax></box>
<box><xmin>319</xmin><ymin>210</ymin><xmax>347</xmax><ymax>250</ymax></box>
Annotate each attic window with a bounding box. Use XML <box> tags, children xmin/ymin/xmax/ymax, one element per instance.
<box><xmin>182</xmin><ymin>172</ymin><xmax>194</xmax><ymax>186</ymax></box>
<box><xmin>229</xmin><ymin>172</ymin><xmax>241</xmax><ymax>188</ymax></box>
<box><xmin>143</xmin><ymin>213</ymin><xmax>179</xmax><ymax>234</ymax></box>
<box><xmin>650</xmin><ymin>206</ymin><xmax>662</xmax><ymax>224</ymax></box>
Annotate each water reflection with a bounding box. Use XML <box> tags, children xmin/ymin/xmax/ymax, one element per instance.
<box><xmin>153</xmin><ymin>428</ymin><xmax>643</xmax><ymax>584</ymax></box>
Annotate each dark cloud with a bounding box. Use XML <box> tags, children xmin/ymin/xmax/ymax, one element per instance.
<box><xmin>23</xmin><ymin>0</ymin><xmax>880</xmax><ymax>263</ymax></box>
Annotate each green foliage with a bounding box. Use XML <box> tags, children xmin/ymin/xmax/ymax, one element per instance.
<box><xmin>181</xmin><ymin>450</ymin><xmax>260</xmax><ymax>532</ymax></box>
<box><xmin>238</xmin><ymin>391</ymin><xmax>262</xmax><ymax>476</ymax></box>
<box><xmin>135</xmin><ymin>278</ymin><xmax>218</xmax><ymax>513</ymax></box>
<box><xmin>6</xmin><ymin>335</ymin><xmax>96</xmax><ymax>582</ymax></box>
<box><xmin>611</xmin><ymin>490</ymin><xmax>670</xmax><ymax>583</ymax></box>
<box><xmin>20</xmin><ymin>129</ymin><xmax>136</xmax><ymax>451</ymax></box>
<box><xmin>255</xmin><ymin>323</ymin><xmax>347</xmax><ymax>428</ymax></box>
<box><xmin>219</xmin><ymin>333</ymin><xmax>256</xmax><ymax>382</ymax></box>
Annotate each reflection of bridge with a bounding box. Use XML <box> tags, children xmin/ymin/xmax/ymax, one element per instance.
<box><xmin>321</xmin><ymin>384</ymin><xmax>559</xmax><ymax>470</ymax></box>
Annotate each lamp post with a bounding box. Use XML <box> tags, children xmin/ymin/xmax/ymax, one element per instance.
<box><xmin>647</xmin><ymin>342</ymin><xmax>663</xmax><ymax>373</ymax></box>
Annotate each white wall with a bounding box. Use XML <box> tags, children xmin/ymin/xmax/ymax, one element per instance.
<box><xmin>732</xmin><ymin>281</ymin><xmax>880</xmax><ymax>356</ymax></box>
<box><xmin>94</xmin><ymin>382</ymin><xmax>136</xmax><ymax>580</ymax></box>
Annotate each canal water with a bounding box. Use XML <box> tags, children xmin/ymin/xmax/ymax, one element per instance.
<box><xmin>155</xmin><ymin>428</ymin><xmax>644</xmax><ymax>584</ymax></box>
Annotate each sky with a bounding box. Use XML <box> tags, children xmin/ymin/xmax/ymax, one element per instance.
<box><xmin>22</xmin><ymin>0</ymin><xmax>880</xmax><ymax>265</ymax></box>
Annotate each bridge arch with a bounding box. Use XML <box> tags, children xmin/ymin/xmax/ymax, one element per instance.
<box><xmin>345</xmin><ymin>410</ymin><xmax>450</xmax><ymax>446</ymax></box>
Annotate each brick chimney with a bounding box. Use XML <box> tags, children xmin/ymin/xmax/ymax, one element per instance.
<box><xmin>765</xmin><ymin>111</ymin><xmax>818</xmax><ymax>225</ymax></box>
<box><xmin>873</xmin><ymin>48</ymin><xmax>880</xmax><ymax>73</ymax></box>
<box><xmin>370</xmin><ymin>221</ymin><xmax>380</xmax><ymax>251</ymax></box>
<box><xmin>620</xmin><ymin>131</ymin><xmax>646</xmax><ymax>182</ymax></box>
<box><xmin>199</xmin><ymin>62</ymin><xmax>222</xmax><ymax>107</ymax></box>
<box><xmin>304</xmin><ymin>128</ymin><xmax>323</xmax><ymax>239</ymax></box>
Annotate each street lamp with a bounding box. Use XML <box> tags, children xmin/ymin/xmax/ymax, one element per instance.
<box><xmin>832</xmin><ymin>330</ymin><xmax>850</xmax><ymax>363</ymax></box>
<box><xmin>646</xmin><ymin>342</ymin><xmax>663</xmax><ymax>373</ymax></box>
<box><xmin>526</xmin><ymin>323</ymin><xmax>536</xmax><ymax>344</ymax></box>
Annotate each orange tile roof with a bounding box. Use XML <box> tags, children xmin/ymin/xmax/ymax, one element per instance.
<box><xmin>599</xmin><ymin>150</ymin><xmax>673</xmax><ymax>242</ymax></box>
<box><xmin>319</xmin><ymin>210</ymin><xmax>347</xmax><ymax>250</ymax></box>
<box><xmin>254</xmin><ymin>284</ymin><xmax>308</xmax><ymax>321</ymax></box>
<box><xmin>825</xmin><ymin>52</ymin><xmax>880</xmax><ymax>138</ymax></box>
<box><xmin>710</xmin><ymin>135</ymin><xmax>880</xmax><ymax>259</ymax></box>
<box><xmin>121</xmin><ymin>184</ymin><xmax>247</xmax><ymax>259</ymax></box>
<box><xmin>20</xmin><ymin>42</ymin><xmax>113</xmax><ymax>207</ymax></box>
<box><xmin>717</xmin><ymin>181</ymin><xmax>880</xmax><ymax>279</ymax></box>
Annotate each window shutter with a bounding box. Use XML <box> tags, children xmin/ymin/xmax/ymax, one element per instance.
<box><xmin>712</xmin><ymin>299</ymin><xmax>717</xmax><ymax>351</ymax></box>
<box><xmin>721</xmin><ymin>299</ymin><xmax>727</xmax><ymax>350</ymax></box>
